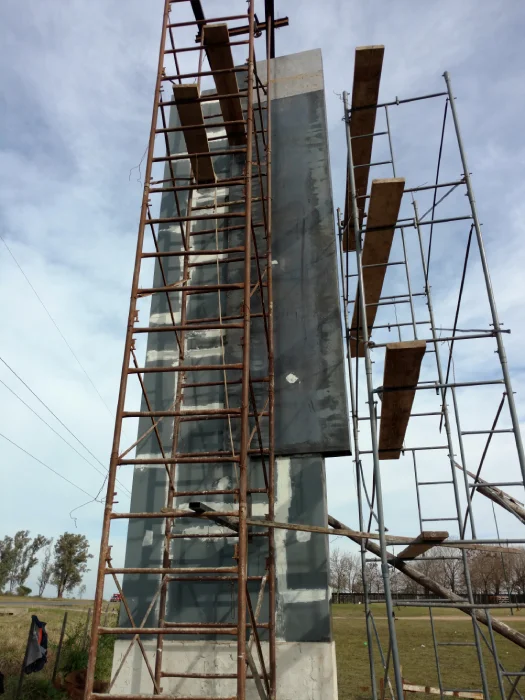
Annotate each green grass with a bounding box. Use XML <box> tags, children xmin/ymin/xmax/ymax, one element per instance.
<box><xmin>332</xmin><ymin>603</ymin><xmax>525</xmax><ymax>699</ymax></box>
<box><xmin>0</xmin><ymin>600</ymin><xmax>118</xmax><ymax>699</ymax></box>
<box><xmin>3</xmin><ymin>598</ymin><xmax>522</xmax><ymax>698</ymax></box>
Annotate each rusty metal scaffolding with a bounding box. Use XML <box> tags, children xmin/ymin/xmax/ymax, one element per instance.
<box><xmin>84</xmin><ymin>2</ymin><xmax>276</xmax><ymax>698</ymax></box>
<box><xmin>337</xmin><ymin>48</ymin><xmax>525</xmax><ymax>699</ymax></box>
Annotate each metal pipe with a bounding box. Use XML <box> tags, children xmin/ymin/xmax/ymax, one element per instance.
<box><xmin>336</xmin><ymin>211</ymin><xmax>378</xmax><ymax>698</ymax></box>
<box><xmin>428</xmin><ymin>609</ymin><xmax>445</xmax><ymax>696</ymax></box>
<box><xmin>412</xmin><ymin>201</ymin><xmax>490</xmax><ymax>696</ymax></box>
<box><xmin>236</xmin><ymin>6</ymin><xmax>255</xmax><ymax>698</ymax></box>
<box><xmin>264</xmin><ymin>15</ymin><xmax>277</xmax><ymax>698</ymax></box>
<box><xmin>343</xmin><ymin>90</ymin><xmax>405</xmax><ymax>700</ymax></box>
<box><xmin>83</xmin><ymin>2</ymin><xmax>172</xmax><ymax>699</ymax></box>
<box><xmin>384</xmin><ymin>104</ymin><xmax>417</xmax><ymax>339</ymax></box>
<box><xmin>374</xmin><ymin>378</ymin><xmax>504</xmax><ymax>392</ymax></box>
<box><xmin>349</xmin><ymin>90</ymin><xmax>448</xmax><ymax>112</ymax></box>
<box><xmin>165</xmin><ymin>41</ymin><xmax>248</xmax><ymax>54</ymax></box>
<box><xmin>444</xmin><ymin>70</ymin><xmax>525</xmax><ymax>485</ymax></box>
<box><xmin>404</xmin><ymin>179</ymin><xmax>465</xmax><ymax>193</ymax></box>
<box><xmin>486</xmin><ymin>611</ymin><xmax>506</xmax><ymax>699</ymax></box>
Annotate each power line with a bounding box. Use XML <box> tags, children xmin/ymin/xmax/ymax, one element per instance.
<box><xmin>0</xmin><ymin>233</ymin><xmax>115</xmax><ymax>419</ymax></box>
<box><xmin>0</xmin><ymin>376</ymin><xmax>114</xmax><ymax>485</ymax></box>
<box><xmin>69</xmin><ymin>474</ymin><xmax>109</xmax><ymax>527</ymax></box>
<box><xmin>0</xmin><ymin>431</ymin><xmax>98</xmax><ymax>500</ymax></box>
<box><xmin>0</xmin><ymin>354</ymin><xmax>131</xmax><ymax>497</ymax></box>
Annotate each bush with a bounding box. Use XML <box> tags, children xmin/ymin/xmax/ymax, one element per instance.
<box><xmin>60</xmin><ymin>620</ymin><xmax>89</xmax><ymax>676</ymax></box>
<box><xmin>17</xmin><ymin>585</ymin><xmax>32</xmax><ymax>596</ymax></box>
<box><xmin>59</xmin><ymin>619</ymin><xmax>115</xmax><ymax>682</ymax></box>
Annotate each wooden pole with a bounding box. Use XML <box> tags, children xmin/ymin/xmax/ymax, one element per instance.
<box><xmin>83</xmin><ymin>608</ymin><xmax>92</xmax><ymax>651</ymax></box>
<box><xmin>52</xmin><ymin>611</ymin><xmax>68</xmax><ymax>683</ymax></box>
<box><xmin>329</xmin><ymin>513</ymin><xmax>525</xmax><ymax>650</ymax></box>
<box><xmin>16</xmin><ymin>616</ymin><xmax>35</xmax><ymax>700</ymax></box>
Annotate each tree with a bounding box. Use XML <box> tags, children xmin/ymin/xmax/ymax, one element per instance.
<box><xmin>51</xmin><ymin>533</ymin><xmax>92</xmax><ymax>598</ymax></box>
<box><xmin>0</xmin><ymin>531</ymin><xmax>50</xmax><ymax>593</ymax></box>
<box><xmin>37</xmin><ymin>543</ymin><xmax>54</xmax><ymax>597</ymax></box>
<box><xmin>438</xmin><ymin>547</ymin><xmax>464</xmax><ymax>594</ymax></box>
<box><xmin>329</xmin><ymin>548</ymin><xmax>348</xmax><ymax>598</ymax></box>
<box><xmin>77</xmin><ymin>584</ymin><xmax>87</xmax><ymax>600</ymax></box>
<box><xmin>6</xmin><ymin>531</ymin><xmax>30</xmax><ymax>592</ymax></box>
<box><xmin>510</xmin><ymin>549</ymin><xmax>525</xmax><ymax>595</ymax></box>
<box><xmin>0</xmin><ymin>536</ymin><xmax>16</xmax><ymax>591</ymax></box>
<box><xmin>365</xmin><ymin>562</ymin><xmax>383</xmax><ymax>594</ymax></box>
<box><xmin>15</xmin><ymin>534</ymin><xmax>51</xmax><ymax>591</ymax></box>
<box><xmin>342</xmin><ymin>552</ymin><xmax>359</xmax><ymax>592</ymax></box>
<box><xmin>468</xmin><ymin>551</ymin><xmax>510</xmax><ymax>595</ymax></box>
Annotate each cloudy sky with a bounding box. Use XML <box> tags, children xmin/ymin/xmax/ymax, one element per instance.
<box><xmin>1</xmin><ymin>0</ymin><xmax>524</xmax><ymax>597</ymax></box>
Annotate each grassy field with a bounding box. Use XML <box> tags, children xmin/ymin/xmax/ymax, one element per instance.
<box><xmin>2</xmin><ymin>598</ymin><xmax>525</xmax><ymax>698</ymax></box>
<box><xmin>0</xmin><ymin>598</ymin><xmax>117</xmax><ymax>699</ymax></box>
<box><xmin>333</xmin><ymin>603</ymin><xmax>525</xmax><ymax>699</ymax></box>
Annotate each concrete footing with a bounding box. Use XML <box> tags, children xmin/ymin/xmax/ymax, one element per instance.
<box><xmin>111</xmin><ymin>640</ymin><xmax>338</xmax><ymax>699</ymax></box>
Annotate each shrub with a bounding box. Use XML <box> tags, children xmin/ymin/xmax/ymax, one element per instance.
<box><xmin>59</xmin><ymin>619</ymin><xmax>114</xmax><ymax>682</ymax></box>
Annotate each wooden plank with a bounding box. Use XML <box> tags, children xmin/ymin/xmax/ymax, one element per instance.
<box><xmin>343</xmin><ymin>45</ymin><xmax>385</xmax><ymax>251</ymax></box>
<box><xmin>363</xmin><ymin>681</ymin><xmax>483</xmax><ymax>699</ymax></box>
<box><xmin>454</xmin><ymin>461</ymin><xmax>525</xmax><ymax>525</ymax></box>
<box><xmin>403</xmin><ymin>682</ymin><xmax>483</xmax><ymax>699</ymax></box>
<box><xmin>378</xmin><ymin>340</ymin><xmax>426</xmax><ymax>460</ymax></box>
<box><xmin>202</xmin><ymin>23</ymin><xmax>246</xmax><ymax>145</ymax></box>
<box><xmin>349</xmin><ymin>177</ymin><xmax>405</xmax><ymax>357</ymax></box>
<box><xmin>173</xmin><ymin>84</ymin><xmax>215</xmax><ymax>184</ymax></box>
<box><xmin>396</xmin><ymin>531</ymin><xmax>448</xmax><ymax>560</ymax></box>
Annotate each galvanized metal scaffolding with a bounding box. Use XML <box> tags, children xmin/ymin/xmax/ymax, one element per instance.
<box><xmin>338</xmin><ymin>57</ymin><xmax>525</xmax><ymax>699</ymax></box>
<box><xmin>84</xmin><ymin>2</ymin><xmax>276</xmax><ymax>698</ymax></box>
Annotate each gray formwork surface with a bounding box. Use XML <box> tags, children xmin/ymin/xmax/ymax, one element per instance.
<box><xmin>119</xmin><ymin>48</ymin><xmax>348</xmax><ymax>644</ymax></box>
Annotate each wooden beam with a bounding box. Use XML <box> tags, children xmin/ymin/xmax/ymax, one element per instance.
<box><xmin>403</xmin><ymin>682</ymin><xmax>483</xmax><ymax>699</ymax></box>
<box><xmin>343</xmin><ymin>45</ymin><xmax>385</xmax><ymax>251</ymax></box>
<box><xmin>454</xmin><ymin>461</ymin><xmax>525</xmax><ymax>525</ymax></box>
<box><xmin>378</xmin><ymin>340</ymin><xmax>426</xmax><ymax>460</ymax></box>
<box><xmin>189</xmin><ymin>501</ymin><xmax>239</xmax><ymax>532</ymax></box>
<box><xmin>202</xmin><ymin>23</ymin><xmax>246</xmax><ymax>145</ymax></box>
<box><xmin>328</xmin><ymin>513</ymin><xmax>525</xmax><ymax>652</ymax></box>
<box><xmin>349</xmin><ymin>177</ymin><xmax>405</xmax><ymax>356</ymax></box>
<box><xmin>396</xmin><ymin>531</ymin><xmax>448</xmax><ymax>560</ymax></box>
<box><xmin>173</xmin><ymin>84</ymin><xmax>216</xmax><ymax>184</ymax></box>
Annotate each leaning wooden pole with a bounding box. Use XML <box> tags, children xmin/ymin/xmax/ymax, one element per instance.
<box><xmin>328</xmin><ymin>514</ymin><xmax>525</xmax><ymax>650</ymax></box>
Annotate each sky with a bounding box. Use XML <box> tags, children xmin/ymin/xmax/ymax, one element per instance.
<box><xmin>1</xmin><ymin>0</ymin><xmax>525</xmax><ymax>598</ymax></box>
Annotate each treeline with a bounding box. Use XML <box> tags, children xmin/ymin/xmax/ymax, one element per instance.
<box><xmin>330</xmin><ymin>546</ymin><xmax>525</xmax><ymax>596</ymax></box>
<box><xmin>0</xmin><ymin>531</ymin><xmax>92</xmax><ymax>598</ymax></box>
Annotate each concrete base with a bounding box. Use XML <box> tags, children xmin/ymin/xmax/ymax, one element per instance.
<box><xmin>111</xmin><ymin>640</ymin><xmax>338</xmax><ymax>699</ymax></box>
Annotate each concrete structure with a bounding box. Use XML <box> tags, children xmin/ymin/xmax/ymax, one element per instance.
<box><xmin>114</xmin><ymin>48</ymin><xmax>349</xmax><ymax>699</ymax></box>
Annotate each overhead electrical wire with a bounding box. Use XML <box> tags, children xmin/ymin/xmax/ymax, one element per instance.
<box><xmin>0</xmin><ymin>233</ymin><xmax>115</xmax><ymax>419</ymax></box>
<box><xmin>0</xmin><ymin>354</ymin><xmax>131</xmax><ymax>497</ymax></box>
<box><xmin>0</xmin><ymin>376</ymin><xmax>121</xmax><ymax>487</ymax></box>
<box><xmin>0</xmin><ymin>431</ymin><xmax>98</xmax><ymax>500</ymax></box>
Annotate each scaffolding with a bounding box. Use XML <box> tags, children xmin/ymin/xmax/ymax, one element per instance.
<box><xmin>83</xmin><ymin>4</ymin><xmax>525</xmax><ymax>697</ymax></box>
<box><xmin>84</xmin><ymin>2</ymin><xmax>276</xmax><ymax>698</ymax></box>
<box><xmin>338</xmin><ymin>46</ymin><xmax>525</xmax><ymax>699</ymax></box>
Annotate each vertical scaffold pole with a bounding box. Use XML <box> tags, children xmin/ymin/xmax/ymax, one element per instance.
<box><xmin>83</xmin><ymin>1</ymin><xmax>172</xmax><ymax>698</ymax></box>
<box><xmin>237</xmin><ymin>3</ymin><xmax>256</xmax><ymax>699</ymax></box>
<box><xmin>413</xmin><ymin>200</ymin><xmax>491</xmax><ymax>699</ymax></box>
<box><xmin>343</xmin><ymin>90</ymin><xmax>404</xmax><ymax>700</ymax></box>
<box><xmin>265</xmin><ymin>12</ymin><xmax>277</xmax><ymax>700</ymax></box>
<box><xmin>444</xmin><ymin>71</ymin><xmax>525</xmax><ymax>486</ymax></box>
<box><xmin>336</xmin><ymin>212</ymin><xmax>378</xmax><ymax>700</ymax></box>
